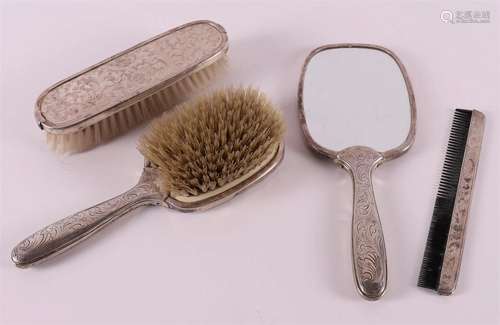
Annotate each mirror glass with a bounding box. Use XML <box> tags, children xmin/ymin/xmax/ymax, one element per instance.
<box><xmin>303</xmin><ymin>47</ymin><xmax>411</xmax><ymax>152</ymax></box>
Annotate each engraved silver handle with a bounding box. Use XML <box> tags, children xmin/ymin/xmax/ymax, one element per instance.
<box><xmin>11</xmin><ymin>179</ymin><xmax>162</xmax><ymax>268</ymax></box>
<box><xmin>338</xmin><ymin>146</ymin><xmax>387</xmax><ymax>300</ymax></box>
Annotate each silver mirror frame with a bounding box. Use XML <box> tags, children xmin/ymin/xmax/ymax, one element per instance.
<box><xmin>298</xmin><ymin>43</ymin><xmax>416</xmax><ymax>163</ymax></box>
<box><xmin>297</xmin><ymin>43</ymin><xmax>416</xmax><ymax>300</ymax></box>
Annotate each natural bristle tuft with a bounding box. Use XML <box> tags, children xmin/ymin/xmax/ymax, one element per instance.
<box><xmin>418</xmin><ymin>109</ymin><xmax>472</xmax><ymax>290</ymax></box>
<box><xmin>138</xmin><ymin>87</ymin><xmax>285</xmax><ymax>197</ymax></box>
<box><xmin>46</xmin><ymin>57</ymin><xmax>227</xmax><ymax>154</ymax></box>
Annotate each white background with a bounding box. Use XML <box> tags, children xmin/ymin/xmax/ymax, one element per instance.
<box><xmin>1</xmin><ymin>1</ymin><xmax>499</xmax><ymax>324</ymax></box>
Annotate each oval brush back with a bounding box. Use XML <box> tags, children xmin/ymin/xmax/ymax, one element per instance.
<box><xmin>35</xmin><ymin>20</ymin><xmax>228</xmax><ymax>153</ymax></box>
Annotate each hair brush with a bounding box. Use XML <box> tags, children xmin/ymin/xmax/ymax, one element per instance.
<box><xmin>35</xmin><ymin>20</ymin><xmax>228</xmax><ymax>153</ymax></box>
<box><xmin>12</xmin><ymin>87</ymin><xmax>285</xmax><ymax>268</ymax></box>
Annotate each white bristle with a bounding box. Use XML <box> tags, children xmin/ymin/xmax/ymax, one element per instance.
<box><xmin>45</xmin><ymin>57</ymin><xmax>227</xmax><ymax>154</ymax></box>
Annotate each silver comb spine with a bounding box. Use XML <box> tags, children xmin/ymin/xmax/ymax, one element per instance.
<box><xmin>438</xmin><ymin>110</ymin><xmax>485</xmax><ymax>295</ymax></box>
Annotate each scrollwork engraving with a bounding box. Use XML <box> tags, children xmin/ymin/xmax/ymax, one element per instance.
<box><xmin>40</xmin><ymin>23</ymin><xmax>225</xmax><ymax>126</ymax></box>
<box><xmin>338</xmin><ymin>146</ymin><xmax>386</xmax><ymax>297</ymax></box>
<box><xmin>12</xmin><ymin>181</ymin><xmax>160</xmax><ymax>266</ymax></box>
<box><xmin>438</xmin><ymin>112</ymin><xmax>485</xmax><ymax>294</ymax></box>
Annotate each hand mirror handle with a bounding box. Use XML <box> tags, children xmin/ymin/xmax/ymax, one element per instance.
<box><xmin>338</xmin><ymin>146</ymin><xmax>386</xmax><ymax>299</ymax></box>
<box><xmin>298</xmin><ymin>43</ymin><xmax>417</xmax><ymax>300</ymax></box>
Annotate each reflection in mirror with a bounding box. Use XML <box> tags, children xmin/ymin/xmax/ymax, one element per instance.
<box><xmin>303</xmin><ymin>47</ymin><xmax>411</xmax><ymax>152</ymax></box>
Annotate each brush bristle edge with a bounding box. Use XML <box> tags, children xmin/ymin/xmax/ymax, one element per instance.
<box><xmin>46</xmin><ymin>58</ymin><xmax>226</xmax><ymax>154</ymax></box>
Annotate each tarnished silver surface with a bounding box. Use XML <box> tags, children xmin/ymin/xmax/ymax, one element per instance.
<box><xmin>297</xmin><ymin>44</ymin><xmax>417</xmax><ymax>300</ymax></box>
<box><xmin>337</xmin><ymin>146</ymin><xmax>387</xmax><ymax>300</ymax></box>
<box><xmin>35</xmin><ymin>20</ymin><xmax>228</xmax><ymax>134</ymax></box>
<box><xmin>11</xmin><ymin>166</ymin><xmax>164</xmax><ymax>268</ymax></box>
<box><xmin>11</xmin><ymin>143</ymin><xmax>284</xmax><ymax>268</ymax></box>
<box><xmin>437</xmin><ymin>110</ymin><xmax>485</xmax><ymax>295</ymax></box>
<box><xmin>297</xmin><ymin>44</ymin><xmax>417</xmax><ymax>162</ymax></box>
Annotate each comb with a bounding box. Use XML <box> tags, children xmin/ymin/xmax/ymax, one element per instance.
<box><xmin>35</xmin><ymin>20</ymin><xmax>228</xmax><ymax>153</ymax></box>
<box><xmin>418</xmin><ymin>109</ymin><xmax>485</xmax><ymax>295</ymax></box>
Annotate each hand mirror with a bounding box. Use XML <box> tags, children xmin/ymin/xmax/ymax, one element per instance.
<box><xmin>298</xmin><ymin>44</ymin><xmax>416</xmax><ymax>300</ymax></box>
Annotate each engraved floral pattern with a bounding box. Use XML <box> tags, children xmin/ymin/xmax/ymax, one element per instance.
<box><xmin>338</xmin><ymin>146</ymin><xmax>386</xmax><ymax>297</ymax></box>
<box><xmin>438</xmin><ymin>112</ymin><xmax>485</xmax><ymax>294</ymax></box>
<box><xmin>11</xmin><ymin>181</ymin><xmax>161</xmax><ymax>266</ymax></box>
<box><xmin>39</xmin><ymin>23</ymin><xmax>226</xmax><ymax>126</ymax></box>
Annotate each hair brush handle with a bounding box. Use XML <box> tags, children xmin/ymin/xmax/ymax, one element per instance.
<box><xmin>338</xmin><ymin>146</ymin><xmax>387</xmax><ymax>300</ymax></box>
<box><xmin>11</xmin><ymin>176</ymin><xmax>162</xmax><ymax>268</ymax></box>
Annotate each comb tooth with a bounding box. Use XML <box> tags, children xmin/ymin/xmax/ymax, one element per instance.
<box><xmin>418</xmin><ymin>109</ymin><xmax>472</xmax><ymax>290</ymax></box>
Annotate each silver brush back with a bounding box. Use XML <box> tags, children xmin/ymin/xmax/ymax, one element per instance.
<box><xmin>35</xmin><ymin>20</ymin><xmax>228</xmax><ymax>153</ymax></box>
